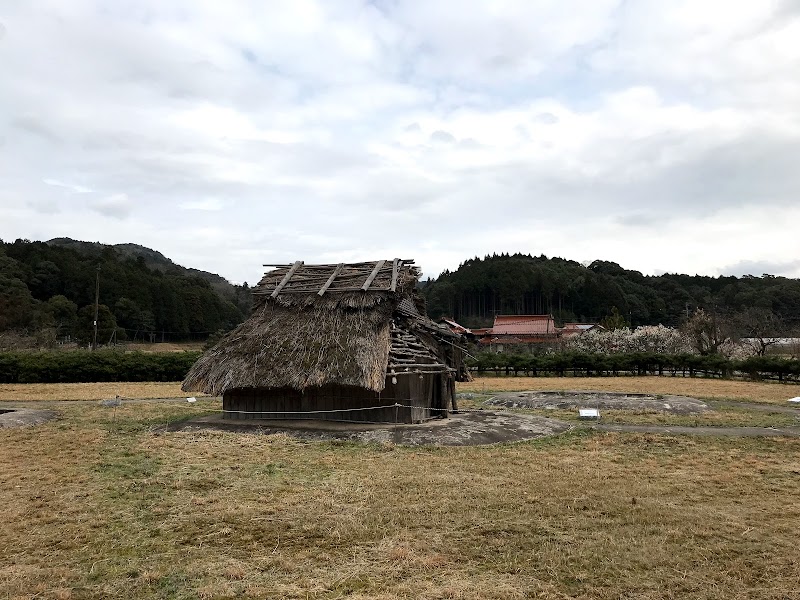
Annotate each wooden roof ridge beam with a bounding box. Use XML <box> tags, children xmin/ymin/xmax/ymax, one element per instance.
<box><xmin>263</xmin><ymin>259</ymin><xmax>414</xmax><ymax>267</ymax></box>
<box><xmin>263</xmin><ymin>261</ymin><xmax>369</xmax><ymax>268</ymax></box>
<box><xmin>270</xmin><ymin>260</ymin><xmax>303</xmax><ymax>298</ymax></box>
<box><xmin>361</xmin><ymin>259</ymin><xmax>386</xmax><ymax>291</ymax></box>
<box><xmin>318</xmin><ymin>263</ymin><xmax>345</xmax><ymax>296</ymax></box>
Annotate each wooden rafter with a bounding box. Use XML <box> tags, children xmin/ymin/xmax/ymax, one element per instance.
<box><xmin>361</xmin><ymin>259</ymin><xmax>385</xmax><ymax>291</ymax></box>
<box><xmin>270</xmin><ymin>260</ymin><xmax>303</xmax><ymax>298</ymax></box>
<box><xmin>389</xmin><ymin>258</ymin><xmax>400</xmax><ymax>292</ymax></box>
<box><xmin>318</xmin><ymin>263</ymin><xmax>344</xmax><ymax>296</ymax></box>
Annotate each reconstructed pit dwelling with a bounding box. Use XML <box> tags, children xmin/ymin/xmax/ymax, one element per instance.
<box><xmin>182</xmin><ymin>259</ymin><xmax>470</xmax><ymax>423</ymax></box>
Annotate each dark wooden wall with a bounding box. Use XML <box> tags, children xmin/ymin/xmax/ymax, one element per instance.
<box><xmin>222</xmin><ymin>374</ymin><xmax>455</xmax><ymax>423</ymax></box>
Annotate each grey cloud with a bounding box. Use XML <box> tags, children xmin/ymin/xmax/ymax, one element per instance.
<box><xmin>629</xmin><ymin>133</ymin><xmax>800</xmax><ymax>214</ymax></box>
<box><xmin>430</xmin><ymin>130</ymin><xmax>456</xmax><ymax>143</ymax></box>
<box><xmin>721</xmin><ymin>259</ymin><xmax>800</xmax><ymax>278</ymax></box>
<box><xmin>616</xmin><ymin>213</ymin><xmax>661</xmax><ymax>227</ymax></box>
<box><xmin>458</xmin><ymin>138</ymin><xmax>482</xmax><ymax>149</ymax></box>
<box><xmin>89</xmin><ymin>194</ymin><xmax>134</xmax><ymax>219</ymax></box>
<box><xmin>27</xmin><ymin>197</ymin><xmax>61</xmax><ymax>215</ymax></box>
<box><xmin>11</xmin><ymin>116</ymin><xmax>62</xmax><ymax>143</ymax></box>
<box><xmin>438</xmin><ymin>126</ymin><xmax>800</xmax><ymax>229</ymax></box>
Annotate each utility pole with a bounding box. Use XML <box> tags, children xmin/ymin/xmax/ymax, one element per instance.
<box><xmin>92</xmin><ymin>266</ymin><xmax>100</xmax><ymax>351</ymax></box>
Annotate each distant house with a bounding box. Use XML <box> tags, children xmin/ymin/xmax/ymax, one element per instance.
<box><xmin>478</xmin><ymin>314</ymin><xmax>560</xmax><ymax>351</ymax></box>
<box><xmin>560</xmin><ymin>323</ymin><xmax>604</xmax><ymax>338</ymax></box>
<box><xmin>438</xmin><ymin>317</ymin><xmax>472</xmax><ymax>337</ymax></box>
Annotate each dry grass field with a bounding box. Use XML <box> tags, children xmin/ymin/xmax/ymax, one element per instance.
<box><xmin>2</xmin><ymin>379</ymin><xmax>800</xmax><ymax>598</ymax></box>
<box><xmin>460</xmin><ymin>375</ymin><xmax>799</xmax><ymax>405</ymax></box>
<box><xmin>0</xmin><ymin>382</ymin><xmax>207</xmax><ymax>402</ymax></box>
<box><xmin>3</xmin><ymin>375</ymin><xmax>797</xmax><ymax>404</ymax></box>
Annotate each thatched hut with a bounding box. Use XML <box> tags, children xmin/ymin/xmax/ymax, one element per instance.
<box><xmin>182</xmin><ymin>259</ymin><xmax>470</xmax><ymax>423</ymax></box>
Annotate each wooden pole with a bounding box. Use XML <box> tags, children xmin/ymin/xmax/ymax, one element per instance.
<box><xmin>389</xmin><ymin>258</ymin><xmax>400</xmax><ymax>291</ymax></box>
<box><xmin>271</xmin><ymin>261</ymin><xmax>303</xmax><ymax>298</ymax></box>
<box><xmin>92</xmin><ymin>267</ymin><xmax>100</xmax><ymax>351</ymax></box>
<box><xmin>361</xmin><ymin>259</ymin><xmax>385</xmax><ymax>291</ymax></box>
<box><xmin>318</xmin><ymin>263</ymin><xmax>344</xmax><ymax>296</ymax></box>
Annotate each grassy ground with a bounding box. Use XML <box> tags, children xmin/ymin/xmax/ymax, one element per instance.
<box><xmin>459</xmin><ymin>375</ymin><xmax>799</xmax><ymax>405</ymax></box>
<box><xmin>0</xmin><ymin>382</ymin><xmax>206</xmax><ymax>402</ymax></box>
<box><xmin>2</xmin><ymin>382</ymin><xmax>800</xmax><ymax>598</ymax></box>
<box><xmin>3</xmin><ymin>375</ymin><xmax>798</xmax><ymax>404</ymax></box>
<box><xmin>504</xmin><ymin>406</ymin><xmax>800</xmax><ymax>428</ymax></box>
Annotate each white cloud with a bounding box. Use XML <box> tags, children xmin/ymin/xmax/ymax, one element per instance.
<box><xmin>43</xmin><ymin>179</ymin><xmax>92</xmax><ymax>194</ymax></box>
<box><xmin>0</xmin><ymin>1</ymin><xmax>799</xmax><ymax>283</ymax></box>
<box><xmin>178</xmin><ymin>199</ymin><xmax>227</xmax><ymax>211</ymax></box>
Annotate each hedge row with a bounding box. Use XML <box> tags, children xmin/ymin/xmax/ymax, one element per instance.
<box><xmin>0</xmin><ymin>351</ymin><xmax>202</xmax><ymax>384</ymax></box>
<box><xmin>2</xmin><ymin>349</ymin><xmax>798</xmax><ymax>385</ymax></box>
<box><xmin>468</xmin><ymin>351</ymin><xmax>800</xmax><ymax>382</ymax></box>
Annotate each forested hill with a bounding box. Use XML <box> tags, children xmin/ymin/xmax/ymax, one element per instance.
<box><xmin>47</xmin><ymin>238</ymin><xmax>235</xmax><ymax>299</ymax></box>
<box><xmin>421</xmin><ymin>253</ymin><xmax>800</xmax><ymax>329</ymax></box>
<box><xmin>0</xmin><ymin>238</ymin><xmax>251</xmax><ymax>343</ymax></box>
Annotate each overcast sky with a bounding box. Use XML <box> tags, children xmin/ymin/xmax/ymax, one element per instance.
<box><xmin>1</xmin><ymin>1</ymin><xmax>799</xmax><ymax>284</ymax></box>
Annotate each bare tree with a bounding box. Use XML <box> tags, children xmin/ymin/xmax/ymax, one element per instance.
<box><xmin>682</xmin><ymin>308</ymin><xmax>733</xmax><ymax>355</ymax></box>
<box><xmin>734</xmin><ymin>308</ymin><xmax>784</xmax><ymax>356</ymax></box>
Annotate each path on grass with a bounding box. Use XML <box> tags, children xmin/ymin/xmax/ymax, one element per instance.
<box><xmin>707</xmin><ymin>399</ymin><xmax>800</xmax><ymax>415</ymax></box>
<box><xmin>590</xmin><ymin>423</ymin><xmax>800</xmax><ymax>437</ymax></box>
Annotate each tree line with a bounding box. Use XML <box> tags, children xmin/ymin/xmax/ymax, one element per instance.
<box><xmin>0</xmin><ymin>239</ymin><xmax>252</xmax><ymax>346</ymax></box>
<box><xmin>422</xmin><ymin>253</ymin><xmax>800</xmax><ymax>334</ymax></box>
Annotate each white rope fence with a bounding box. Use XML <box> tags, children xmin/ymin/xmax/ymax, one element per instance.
<box><xmin>101</xmin><ymin>395</ymin><xmax>501</xmax><ymax>424</ymax></box>
<box><xmin>180</xmin><ymin>399</ymin><xmax>495</xmax><ymax>417</ymax></box>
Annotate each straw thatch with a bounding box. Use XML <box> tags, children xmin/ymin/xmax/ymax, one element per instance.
<box><xmin>182</xmin><ymin>260</ymin><xmax>465</xmax><ymax>397</ymax></box>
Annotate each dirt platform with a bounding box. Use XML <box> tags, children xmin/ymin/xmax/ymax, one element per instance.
<box><xmin>488</xmin><ymin>390</ymin><xmax>710</xmax><ymax>414</ymax></box>
<box><xmin>0</xmin><ymin>407</ymin><xmax>57</xmax><ymax>428</ymax></box>
<box><xmin>166</xmin><ymin>411</ymin><xmax>572</xmax><ymax>446</ymax></box>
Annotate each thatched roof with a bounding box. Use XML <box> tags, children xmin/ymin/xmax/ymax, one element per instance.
<box><xmin>182</xmin><ymin>260</ymin><xmax>464</xmax><ymax>396</ymax></box>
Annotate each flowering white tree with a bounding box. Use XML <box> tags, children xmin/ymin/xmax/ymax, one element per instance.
<box><xmin>630</xmin><ymin>325</ymin><xmax>693</xmax><ymax>353</ymax></box>
<box><xmin>564</xmin><ymin>324</ymin><xmax>757</xmax><ymax>357</ymax></box>
<box><xmin>564</xmin><ymin>325</ymin><xmax>692</xmax><ymax>354</ymax></box>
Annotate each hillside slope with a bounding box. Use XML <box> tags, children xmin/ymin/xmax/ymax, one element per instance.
<box><xmin>0</xmin><ymin>238</ymin><xmax>251</xmax><ymax>342</ymax></box>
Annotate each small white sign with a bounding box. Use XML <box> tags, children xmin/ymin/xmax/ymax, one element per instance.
<box><xmin>187</xmin><ymin>397</ymin><xmax>197</xmax><ymax>403</ymax></box>
<box><xmin>579</xmin><ymin>408</ymin><xmax>600</xmax><ymax>419</ymax></box>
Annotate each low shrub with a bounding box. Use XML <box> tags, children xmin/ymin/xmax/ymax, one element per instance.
<box><xmin>466</xmin><ymin>350</ymin><xmax>800</xmax><ymax>382</ymax></box>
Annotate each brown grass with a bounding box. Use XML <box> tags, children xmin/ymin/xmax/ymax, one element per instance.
<box><xmin>459</xmin><ymin>375</ymin><xmax>799</xmax><ymax>404</ymax></box>
<box><xmin>4</xmin><ymin>376</ymin><xmax>797</xmax><ymax>405</ymax></box>
<box><xmin>1</xmin><ymin>400</ymin><xmax>799</xmax><ymax>598</ymax></box>
<box><xmin>122</xmin><ymin>342</ymin><xmax>206</xmax><ymax>353</ymax></box>
<box><xmin>513</xmin><ymin>407</ymin><xmax>800</xmax><ymax>428</ymax></box>
<box><xmin>0</xmin><ymin>382</ymin><xmax>209</xmax><ymax>402</ymax></box>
